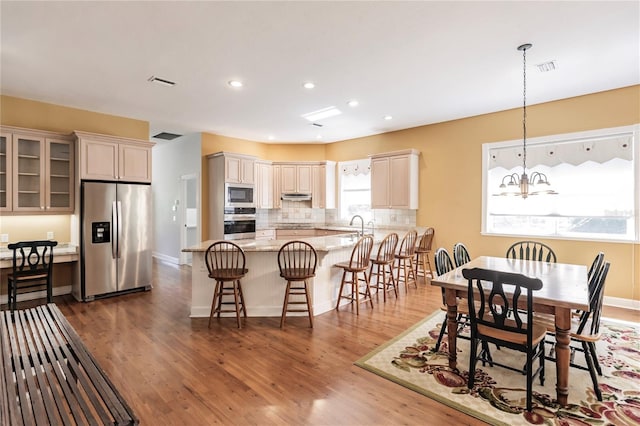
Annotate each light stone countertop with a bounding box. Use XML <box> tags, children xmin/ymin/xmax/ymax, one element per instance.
<box><xmin>183</xmin><ymin>227</ymin><xmax>426</xmax><ymax>253</ymax></box>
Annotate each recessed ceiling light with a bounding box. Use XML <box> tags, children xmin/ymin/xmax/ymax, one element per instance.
<box><xmin>228</xmin><ymin>80</ymin><xmax>243</xmax><ymax>88</ymax></box>
<box><xmin>302</xmin><ymin>106</ymin><xmax>341</xmax><ymax>122</ymax></box>
<box><xmin>147</xmin><ymin>76</ymin><xmax>176</xmax><ymax>87</ymax></box>
<box><xmin>303</xmin><ymin>82</ymin><xmax>315</xmax><ymax>89</ymax></box>
<box><xmin>384</xmin><ymin>115</ymin><xmax>393</xmax><ymax>120</ymax></box>
<box><xmin>316</xmin><ymin>135</ymin><xmax>322</xmax><ymax>139</ymax></box>
<box><xmin>268</xmin><ymin>135</ymin><xmax>275</xmax><ymax>141</ymax></box>
<box><xmin>347</xmin><ymin>100</ymin><xmax>359</xmax><ymax>107</ymax></box>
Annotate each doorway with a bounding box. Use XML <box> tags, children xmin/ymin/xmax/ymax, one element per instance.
<box><xmin>180</xmin><ymin>173</ymin><xmax>199</xmax><ymax>265</ymax></box>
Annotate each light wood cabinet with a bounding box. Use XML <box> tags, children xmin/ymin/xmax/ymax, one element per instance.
<box><xmin>225</xmin><ymin>154</ymin><xmax>255</xmax><ymax>184</ymax></box>
<box><xmin>75</xmin><ymin>131</ymin><xmax>153</xmax><ymax>182</ymax></box>
<box><xmin>255</xmin><ymin>229</ymin><xmax>276</xmax><ymax>240</ymax></box>
<box><xmin>0</xmin><ymin>132</ymin><xmax>13</xmax><ymax>212</ymax></box>
<box><xmin>280</xmin><ymin>163</ymin><xmax>312</xmax><ymax>194</ymax></box>
<box><xmin>312</xmin><ymin>162</ymin><xmax>336</xmax><ymax>209</ymax></box>
<box><xmin>1</xmin><ymin>128</ymin><xmax>74</xmax><ymax>213</ymax></box>
<box><xmin>370</xmin><ymin>149</ymin><xmax>419</xmax><ymax>209</ymax></box>
<box><xmin>272</xmin><ymin>164</ymin><xmax>281</xmax><ymax>209</ymax></box>
<box><xmin>255</xmin><ymin>160</ymin><xmax>273</xmax><ymax>208</ymax></box>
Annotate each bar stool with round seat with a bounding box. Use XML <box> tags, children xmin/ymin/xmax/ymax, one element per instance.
<box><xmin>394</xmin><ymin>229</ymin><xmax>418</xmax><ymax>291</ymax></box>
<box><xmin>335</xmin><ymin>235</ymin><xmax>374</xmax><ymax>315</ymax></box>
<box><xmin>415</xmin><ymin>227</ymin><xmax>435</xmax><ymax>280</ymax></box>
<box><xmin>278</xmin><ymin>240</ymin><xmax>317</xmax><ymax>328</ymax></box>
<box><xmin>205</xmin><ymin>241</ymin><xmax>248</xmax><ymax>329</ymax></box>
<box><xmin>368</xmin><ymin>232</ymin><xmax>399</xmax><ymax>302</ymax></box>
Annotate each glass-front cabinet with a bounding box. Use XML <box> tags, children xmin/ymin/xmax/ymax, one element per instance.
<box><xmin>0</xmin><ymin>132</ymin><xmax>12</xmax><ymax>211</ymax></box>
<box><xmin>10</xmin><ymin>132</ymin><xmax>74</xmax><ymax>213</ymax></box>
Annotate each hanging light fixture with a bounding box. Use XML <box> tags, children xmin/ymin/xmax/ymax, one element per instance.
<box><xmin>497</xmin><ymin>43</ymin><xmax>557</xmax><ymax>199</ymax></box>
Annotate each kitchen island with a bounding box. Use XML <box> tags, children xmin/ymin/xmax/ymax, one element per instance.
<box><xmin>183</xmin><ymin>229</ymin><xmax>422</xmax><ymax>318</ymax></box>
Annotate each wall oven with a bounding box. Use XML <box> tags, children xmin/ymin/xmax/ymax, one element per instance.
<box><xmin>225</xmin><ymin>183</ymin><xmax>255</xmax><ymax>208</ymax></box>
<box><xmin>223</xmin><ymin>207</ymin><xmax>256</xmax><ymax>240</ymax></box>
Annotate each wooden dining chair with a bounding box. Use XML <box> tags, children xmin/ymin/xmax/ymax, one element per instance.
<box><xmin>204</xmin><ymin>241</ymin><xmax>249</xmax><ymax>329</ymax></box>
<box><xmin>535</xmin><ymin>261</ymin><xmax>611</xmax><ymax>401</ymax></box>
<box><xmin>335</xmin><ymin>235</ymin><xmax>374</xmax><ymax>315</ymax></box>
<box><xmin>415</xmin><ymin>227</ymin><xmax>435</xmax><ymax>279</ymax></box>
<box><xmin>453</xmin><ymin>242</ymin><xmax>471</xmax><ymax>268</ymax></box>
<box><xmin>462</xmin><ymin>267</ymin><xmax>546</xmax><ymax>413</ymax></box>
<box><xmin>505</xmin><ymin>241</ymin><xmax>556</xmax><ymax>263</ymax></box>
<box><xmin>394</xmin><ymin>230</ymin><xmax>418</xmax><ymax>291</ymax></box>
<box><xmin>369</xmin><ymin>232</ymin><xmax>399</xmax><ymax>302</ymax></box>
<box><xmin>278</xmin><ymin>240</ymin><xmax>317</xmax><ymax>328</ymax></box>
<box><xmin>7</xmin><ymin>240</ymin><xmax>58</xmax><ymax>312</ymax></box>
<box><xmin>433</xmin><ymin>248</ymin><xmax>470</xmax><ymax>352</ymax></box>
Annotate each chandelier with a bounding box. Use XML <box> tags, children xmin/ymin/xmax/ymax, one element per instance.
<box><xmin>497</xmin><ymin>43</ymin><xmax>557</xmax><ymax>199</ymax></box>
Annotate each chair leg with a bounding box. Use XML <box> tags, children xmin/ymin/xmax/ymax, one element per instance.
<box><xmin>280</xmin><ymin>281</ymin><xmax>292</xmax><ymax>328</ymax></box>
<box><xmin>434</xmin><ymin>314</ymin><xmax>447</xmax><ymax>352</ymax></box>
<box><xmin>583</xmin><ymin>341</ymin><xmax>602</xmax><ymax>401</ymax></box>
<box><xmin>588</xmin><ymin>342</ymin><xmax>602</xmax><ymax>376</ymax></box>
<box><xmin>352</xmin><ymin>272</ymin><xmax>360</xmax><ymax>315</ymax></box>
<box><xmin>209</xmin><ymin>281</ymin><xmax>222</xmax><ymax>328</ymax></box>
<box><xmin>336</xmin><ymin>270</ymin><xmax>347</xmax><ymax>310</ymax></box>
<box><xmin>408</xmin><ymin>257</ymin><xmax>417</xmax><ymax>288</ymax></box>
<box><xmin>232</xmin><ymin>281</ymin><xmax>242</xmax><ymax>329</ymax></box>
<box><xmin>303</xmin><ymin>280</ymin><xmax>314</xmax><ymax>328</ymax></box>
<box><xmin>468</xmin><ymin>337</ymin><xmax>479</xmax><ymax>389</ymax></box>
<box><xmin>362</xmin><ymin>271</ymin><xmax>374</xmax><ymax>309</ymax></box>
<box><xmin>237</xmin><ymin>280</ymin><xmax>247</xmax><ymax>317</ymax></box>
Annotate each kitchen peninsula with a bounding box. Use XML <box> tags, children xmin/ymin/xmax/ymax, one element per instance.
<box><xmin>183</xmin><ymin>228</ymin><xmax>424</xmax><ymax>318</ymax></box>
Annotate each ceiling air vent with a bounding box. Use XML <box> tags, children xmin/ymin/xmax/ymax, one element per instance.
<box><xmin>153</xmin><ymin>132</ymin><xmax>182</xmax><ymax>140</ymax></box>
<box><xmin>536</xmin><ymin>61</ymin><xmax>558</xmax><ymax>73</ymax></box>
<box><xmin>311</xmin><ymin>123</ymin><xmax>323</xmax><ymax>128</ymax></box>
<box><xmin>147</xmin><ymin>76</ymin><xmax>176</xmax><ymax>86</ymax></box>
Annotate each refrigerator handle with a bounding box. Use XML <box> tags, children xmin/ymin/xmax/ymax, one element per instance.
<box><xmin>117</xmin><ymin>201</ymin><xmax>123</xmax><ymax>259</ymax></box>
<box><xmin>111</xmin><ymin>201</ymin><xmax>118</xmax><ymax>259</ymax></box>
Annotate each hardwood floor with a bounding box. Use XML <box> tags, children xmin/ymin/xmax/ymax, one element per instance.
<box><xmin>34</xmin><ymin>261</ymin><xmax>638</xmax><ymax>425</ymax></box>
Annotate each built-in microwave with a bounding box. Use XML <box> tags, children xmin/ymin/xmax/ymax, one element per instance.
<box><xmin>225</xmin><ymin>183</ymin><xmax>255</xmax><ymax>208</ymax></box>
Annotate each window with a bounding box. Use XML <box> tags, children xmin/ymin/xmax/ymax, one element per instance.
<box><xmin>483</xmin><ymin>125</ymin><xmax>639</xmax><ymax>242</ymax></box>
<box><xmin>338</xmin><ymin>159</ymin><xmax>372</xmax><ymax>222</ymax></box>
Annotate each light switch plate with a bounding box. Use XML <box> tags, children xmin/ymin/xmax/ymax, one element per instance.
<box><xmin>47</xmin><ymin>231</ymin><xmax>54</xmax><ymax>239</ymax></box>
<box><xmin>0</xmin><ymin>234</ymin><xmax>8</xmax><ymax>243</ymax></box>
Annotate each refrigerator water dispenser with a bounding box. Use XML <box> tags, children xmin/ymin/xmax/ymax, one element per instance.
<box><xmin>91</xmin><ymin>222</ymin><xmax>110</xmax><ymax>244</ymax></box>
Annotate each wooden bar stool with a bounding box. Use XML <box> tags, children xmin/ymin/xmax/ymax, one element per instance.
<box><xmin>369</xmin><ymin>233</ymin><xmax>398</xmax><ymax>302</ymax></box>
<box><xmin>394</xmin><ymin>230</ymin><xmax>418</xmax><ymax>291</ymax></box>
<box><xmin>335</xmin><ymin>235</ymin><xmax>374</xmax><ymax>315</ymax></box>
<box><xmin>415</xmin><ymin>227</ymin><xmax>435</xmax><ymax>280</ymax></box>
<box><xmin>278</xmin><ymin>240</ymin><xmax>317</xmax><ymax>328</ymax></box>
<box><xmin>204</xmin><ymin>241</ymin><xmax>248</xmax><ymax>329</ymax></box>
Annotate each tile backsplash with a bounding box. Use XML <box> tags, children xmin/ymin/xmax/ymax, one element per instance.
<box><xmin>257</xmin><ymin>201</ymin><xmax>416</xmax><ymax>229</ymax></box>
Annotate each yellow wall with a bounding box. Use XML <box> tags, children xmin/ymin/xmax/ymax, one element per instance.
<box><xmin>0</xmin><ymin>95</ymin><xmax>149</xmax><ymax>243</ymax></box>
<box><xmin>0</xmin><ymin>215</ymin><xmax>71</xmax><ymax>243</ymax></box>
<box><xmin>1</xmin><ymin>95</ymin><xmax>148</xmax><ymax>139</ymax></box>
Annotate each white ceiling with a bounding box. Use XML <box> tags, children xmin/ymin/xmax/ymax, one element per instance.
<box><xmin>1</xmin><ymin>1</ymin><xmax>638</xmax><ymax>143</ymax></box>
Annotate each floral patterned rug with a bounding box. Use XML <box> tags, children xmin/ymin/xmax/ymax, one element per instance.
<box><xmin>355</xmin><ymin>310</ymin><xmax>640</xmax><ymax>425</ymax></box>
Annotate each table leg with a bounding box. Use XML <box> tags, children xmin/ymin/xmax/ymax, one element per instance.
<box><xmin>555</xmin><ymin>307</ymin><xmax>571</xmax><ymax>406</ymax></box>
<box><xmin>445</xmin><ymin>289</ymin><xmax>458</xmax><ymax>370</ymax></box>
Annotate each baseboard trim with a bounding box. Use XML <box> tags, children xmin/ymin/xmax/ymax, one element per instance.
<box><xmin>0</xmin><ymin>286</ymin><xmax>72</xmax><ymax>305</ymax></box>
<box><xmin>604</xmin><ymin>296</ymin><xmax>640</xmax><ymax>311</ymax></box>
<box><xmin>152</xmin><ymin>252</ymin><xmax>180</xmax><ymax>265</ymax></box>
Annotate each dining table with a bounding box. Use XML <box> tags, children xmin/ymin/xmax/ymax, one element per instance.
<box><xmin>430</xmin><ymin>255</ymin><xmax>589</xmax><ymax>407</ymax></box>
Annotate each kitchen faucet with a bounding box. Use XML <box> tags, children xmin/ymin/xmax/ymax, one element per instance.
<box><xmin>349</xmin><ymin>214</ymin><xmax>364</xmax><ymax>237</ymax></box>
<box><xmin>367</xmin><ymin>220</ymin><xmax>375</xmax><ymax>235</ymax></box>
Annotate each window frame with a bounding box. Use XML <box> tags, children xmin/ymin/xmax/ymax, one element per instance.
<box><xmin>337</xmin><ymin>159</ymin><xmax>372</xmax><ymax>222</ymax></box>
<box><xmin>481</xmin><ymin>124</ymin><xmax>640</xmax><ymax>243</ymax></box>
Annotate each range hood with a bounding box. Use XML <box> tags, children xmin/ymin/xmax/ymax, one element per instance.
<box><xmin>281</xmin><ymin>193</ymin><xmax>312</xmax><ymax>201</ymax></box>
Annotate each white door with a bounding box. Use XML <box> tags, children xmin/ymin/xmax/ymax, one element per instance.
<box><xmin>180</xmin><ymin>173</ymin><xmax>199</xmax><ymax>265</ymax></box>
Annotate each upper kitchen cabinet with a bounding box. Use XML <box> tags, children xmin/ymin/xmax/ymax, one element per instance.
<box><xmin>272</xmin><ymin>164</ymin><xmax>281</xmax><ymax>209</ymax></box>
<box><xmin>279</xmin><ymin>163</ymin><xmax>312</xmax><ymax>194</ymax></box>
<box><xmin>225</xmin><ymin>154</ymin><xmax>255</xmax><ymax>184</ymax></box>
<box><xmin>0</xmin><ymin>132</ymin><xmax>12</xmax><ymax>212</ymax></box>
<box><xmin>370</xmin><ymin>149</ymin><xmax>419</xmax><ymax>209</ymax></box>
<box><xmin>312</xmin><ymin>162</ymin><xmax>336</xmax><ymax>209</ymax></box>
<box><xmin>75</xmin><ymin>131</ymin><xmax>154</xmax><ymax>183</ymax></box>
<box><xmin>255</xmin><ymin>160</ymin><xmax>273</xmax><ymax>209</ymax></box>
<box><xmin>0</xmin><ymin>127</ymin><xmax>74</xmax><ymax>213</ymax></box>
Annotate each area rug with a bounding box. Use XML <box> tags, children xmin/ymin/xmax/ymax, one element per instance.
<box><xmin>355</xmin><ymin>310</ymin><xmax>640</xmax><ymax>425</ymax></box>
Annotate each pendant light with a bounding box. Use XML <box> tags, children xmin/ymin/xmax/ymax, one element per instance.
<box><xmin>498</xmin><ymin>43</ymin><xmax>557</xmax><ymax>199</ymax></box>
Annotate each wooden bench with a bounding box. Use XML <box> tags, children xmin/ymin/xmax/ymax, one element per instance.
<box><xmin>1</xmin><ymin>304</ymin><xmax>138</xmax><ymax>425</ymax></box>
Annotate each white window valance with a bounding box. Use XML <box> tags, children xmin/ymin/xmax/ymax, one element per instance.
<box><xmin>340</xmin><ymin>159</ymin><xmax>371</xmax><ymax>176</ymax></box>
<box><xmin>488</xmin><ymin>134</ymin><xmax>633</xmax><ymax>170</ymax></box>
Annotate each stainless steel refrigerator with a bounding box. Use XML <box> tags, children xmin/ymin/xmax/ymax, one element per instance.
<box><xmin>77</xmin><ymin>181</ymin><xmax>152</xmax><ymax>301</ymax></box>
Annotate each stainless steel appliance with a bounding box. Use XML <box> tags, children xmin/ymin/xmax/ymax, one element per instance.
<box><xmin>76</xmin><ymin>181</ymin><xmax>152</xmax><ymax>301</ymax></box>
<box><xmin>225</xmin><ymin>183</ymin><xmax>255</xmax><ymax>208</ymax></box>
<box><xmin>223</xmin><ymin>207</ymin><xmax>256</xmax><ymax>240</ymax></box>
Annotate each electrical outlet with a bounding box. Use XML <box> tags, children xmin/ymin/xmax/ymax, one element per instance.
<box><xmin>47</xmin><ymin>231</ymin><xmax>54</xmax><ymax>239</ymax></box>
<box><xmin>0</xmin><ymin>234</ymin><xmax>8</xmax><ymax>243</ymax></box>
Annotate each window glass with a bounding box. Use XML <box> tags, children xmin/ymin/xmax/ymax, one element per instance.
<box><xmin>484</xmin><ymin>126</ymin><xmax>638</xmax><ymax>242</ymax></box>
<box><xmin>338</xmin><ymin>160</ymin><xmax>372</xmax><ymax>222</ymax></box>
